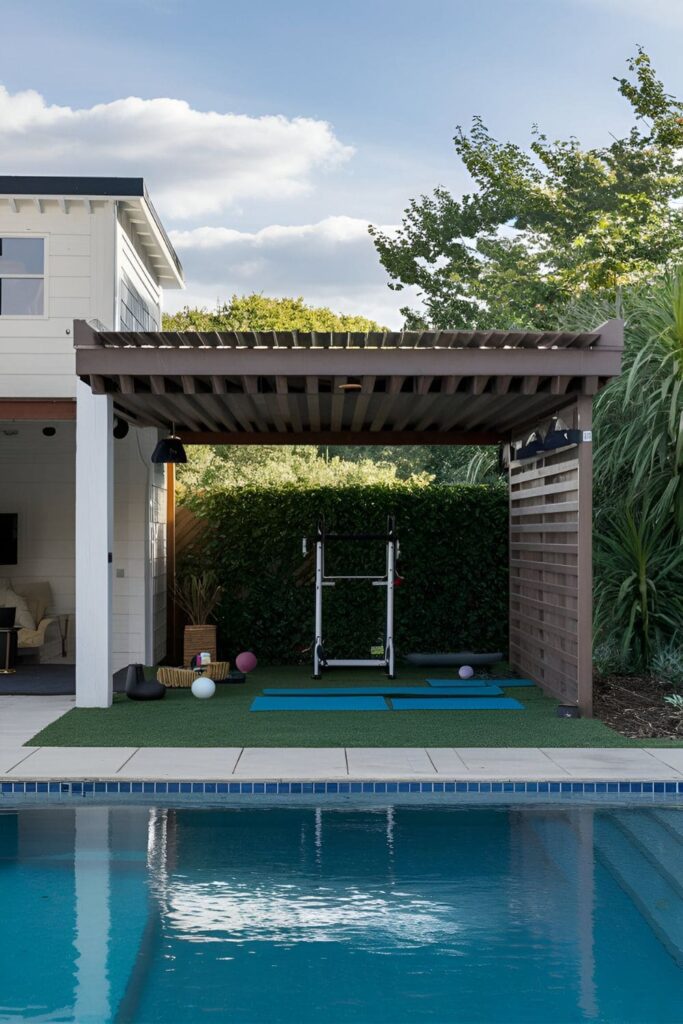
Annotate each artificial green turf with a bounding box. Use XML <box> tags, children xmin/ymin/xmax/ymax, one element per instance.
<box><xmin>27</xmin><ymin>664</ymin><xmax>650</xmax><ymax>748</ymax></box>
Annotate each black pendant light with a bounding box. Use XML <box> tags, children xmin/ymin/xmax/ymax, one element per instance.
<box><xmin>151</xmin><ymin>426</ymin><xmax>187</xmax><ymax>464</ymax></box>
<box><xmin>113</xmin><ymin>417</ymin><xmax>130</xmax><ymax>440</ymax></box>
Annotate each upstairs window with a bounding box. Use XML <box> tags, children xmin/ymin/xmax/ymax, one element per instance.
<box><xmin>120</xmin><ymin>272</ymin><xmax>158</xmax><ymax>332</ymax></box>
<box><xmin>0</xmin><ymin>237</ymin><xmax>45</xmax><ymax>315</ymax></box>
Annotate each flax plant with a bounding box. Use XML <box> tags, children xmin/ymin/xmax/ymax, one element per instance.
<box><xmin>564</xmin><ymin>268</ymin><xmax>683</xmax><ymax>668</ymax></box>
<box><xmin>172</xmin><ymin>572</ymin><xmax>223</xmax><ymax>625</ymax></box>
<box><xmin>594</xmin><ymin>505</ymin><xmax>683</xmax><ymax>666</ymax></box>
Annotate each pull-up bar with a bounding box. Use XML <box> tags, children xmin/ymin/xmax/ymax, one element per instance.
<box><xmin>303</xmin><ymin>515</ymin><xmax>399</xmax><ymax>678</ymax></box>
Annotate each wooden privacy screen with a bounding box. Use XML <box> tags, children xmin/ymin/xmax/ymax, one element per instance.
<box><xmin>508</xmin><ymin>398</ymin><xmax>593</xmax><ymax>714</ymax></box>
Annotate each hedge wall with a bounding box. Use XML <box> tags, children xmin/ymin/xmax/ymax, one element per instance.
<box><xmin>183</xmin><ymin>483</ymin><xmax>508</xmax><ymax>665</ymax></box>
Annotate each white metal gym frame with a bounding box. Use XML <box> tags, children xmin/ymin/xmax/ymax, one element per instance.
<box><xmin>302</xmin><ymin>515</ymin><xmax>398</xmax><ymax>678</ymax></box>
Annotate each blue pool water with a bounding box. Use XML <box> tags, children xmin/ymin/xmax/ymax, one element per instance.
<box><xmin>1</xmin><ymin>804</ymin><xmax>682</xmax><ymax>1023</ymax></box>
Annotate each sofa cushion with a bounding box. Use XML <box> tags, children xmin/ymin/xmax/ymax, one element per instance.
<box><xmin>0</xmin><ymin>579</ymin><xmax>36</xmax><ymax>631</ymax></box>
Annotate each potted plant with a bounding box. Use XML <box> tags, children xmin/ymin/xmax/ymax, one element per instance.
<box><xmin>173</xmin><ymin>571</ymin><xmax>223</xmax><ymax>667</ymax></box>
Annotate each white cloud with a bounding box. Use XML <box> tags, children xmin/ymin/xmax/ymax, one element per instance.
<box><xmin>0</xmin><ymin>84</ymin><xmax>353</xmax><ymax>218</ymax></box>
<box><xmin>170</xmin><ymin>216</ymin><xmax>382</xmax><ymax>251</ymax></box>
<box><xmin>166</xmin><ymin>216</ymin><xmax>415</xmax><ymax>327</ymax></box>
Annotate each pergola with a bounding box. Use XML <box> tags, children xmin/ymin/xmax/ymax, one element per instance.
<box><xmin>73</xmin><ymin>318</ymin><xmax>623</xmax><ymax>713</ymax></box>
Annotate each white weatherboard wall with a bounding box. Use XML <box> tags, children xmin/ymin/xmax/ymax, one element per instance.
<box><xmin>112</xmin><ymin>428</ymin><xmax>167</xmax><ymax>671</ymax></box>
<box><xmin>0</xmin><ymin>420</ymin><xmax>76</xmax><ymax>660</ymax></box>
<box><xmin>117</xmin><ymin>206</ymin><xmax>162</xmax><ymax>327</ymax></box>
<box><xmin>0</xmin><ymin>202</ymin><xmax>116</xmax><ymax>398</ymax></box>
<box><xmin>112</xmin><ymin>211</ymin><xmax>167</xmax><ymax>672</ymax></box>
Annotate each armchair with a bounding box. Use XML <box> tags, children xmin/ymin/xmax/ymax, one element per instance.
<box><xmin>14</xmin><ymin>582</ymin><xmax>57</xmax><ymax>653</ymax></box>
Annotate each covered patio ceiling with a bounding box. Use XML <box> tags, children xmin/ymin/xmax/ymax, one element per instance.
<box><xmin>74</xmin><ymin>319</ymin><xmax>623</xmax><ymax>444</ymax></box>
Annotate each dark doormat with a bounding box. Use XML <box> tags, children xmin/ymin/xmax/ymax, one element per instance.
<box><xmin>0</xmin><ymin>664</ymin><xmax>127</xmax><ymax>696</ymax></box>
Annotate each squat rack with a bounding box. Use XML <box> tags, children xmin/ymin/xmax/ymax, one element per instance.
<box><xmin>303</xmin><ymin>516</ymin><xmax>398</xmax><ymax>678</ymax></box>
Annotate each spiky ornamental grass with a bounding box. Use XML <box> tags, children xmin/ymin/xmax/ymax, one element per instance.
<box><xmin>564</xmin><ymin>269</ymin><xmax>683</xmax><ymax>669</ymax></box>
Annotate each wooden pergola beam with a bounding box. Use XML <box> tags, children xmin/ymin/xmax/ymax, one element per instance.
<box><xmin>176</xmin><ymin>429</ymin><xmax>502</xmax><ymax>446</ymax></box>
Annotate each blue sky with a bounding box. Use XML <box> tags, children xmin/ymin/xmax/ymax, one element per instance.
<box><xmin>2</xmin><ymin>0</ymin><xmax>683</xmax><ymax>324</ymax></box>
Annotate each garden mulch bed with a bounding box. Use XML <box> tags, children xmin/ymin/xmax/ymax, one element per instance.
<box><xmin>594</xmin><ymin>673</ymin><xmax>683</xmax><ymax>740</ymax></box>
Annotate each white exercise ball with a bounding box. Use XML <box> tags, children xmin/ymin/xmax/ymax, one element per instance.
<box><xmin>191</xmin><ymin>676</ymin><xmax>216</xmax><ymax>699</ymax></box>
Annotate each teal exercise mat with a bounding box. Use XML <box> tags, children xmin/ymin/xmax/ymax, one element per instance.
<box><xmin>427</xmin><ymin>678</ymin><xmax>534</xmax><ymax>688</ymax></box>
<box><xmin>391</xmin><ymin>697</ymin><xmax>524</xmax><ymax>710</ymax></box>
<box><xmin>262</xmin><ymin>686</ymin><xmax>502</xmax><ymax>697</ymax></box>
<box><xmin>251</xmin><ymin>696</ymin><xmax>388</xmax><ymax>711</ymax></box>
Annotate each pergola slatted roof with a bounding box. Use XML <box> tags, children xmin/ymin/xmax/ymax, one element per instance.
<box><xmin>74</xmin><ymin>318</ymin><xmax>623</xmax><ymax>444</ymax></box>
<box><xmin>92</xmin><ymin>326</ymin><xmax>601</xmax><ymax>350</ymax></box>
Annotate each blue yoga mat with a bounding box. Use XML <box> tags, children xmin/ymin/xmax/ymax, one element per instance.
<box><xmin>251</xmin><ymin>696</ymin><xmax>388</xmax><ymax>712</ymax></box>
<box><xmin>261</xmin><ymin>686</ymin><xmax>502</xmax><ymax>697</ymax></box>
<box><xmin>391</xmin><ymin>697</ymin><xmax>524</xmax><ymax>710</ymax></box>
<box><xmin>427</xmin><ymin>678</ymin><xmax>534</xmax><ymax>688</ymax></box>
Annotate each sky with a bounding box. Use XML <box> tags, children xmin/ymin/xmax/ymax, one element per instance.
<box><xmin>2</xmin><ymin>0</ymin><xmax>683</xmax><ymax>326</ymax></box>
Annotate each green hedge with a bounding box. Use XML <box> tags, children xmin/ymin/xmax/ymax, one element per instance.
<box><xmin>183</xmin><ymin>483</ymin><xmax>508</xmax><ymax>665</ymax></box>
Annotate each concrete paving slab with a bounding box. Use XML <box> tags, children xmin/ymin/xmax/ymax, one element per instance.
<box><xmin>541</xmin><ymin>748</ymin><xmax>678</xmax><ymax>778</ymax></box>
<box><xmin>346</xmin><ymin>747</ymin><xmax>437</xmax><ymax>777</ymax></box>
<box><xmin>542</xmin><ymin>747</ymin><xmax>665</xmax><ymax>767</ymax></box>
<box><xmin>425</xmin><ymin>748</ymin><xmax>468</xmax><ymax>773</ymax></box>
<box><xmin>644</xmin><ymin>748</ymin><xmax>683</xmax><ymax>772</ymax></box>
<box><xmin>233</xmin><ymin>747</ymin><xmax>347</xmax><ymax>778</ymax></box>
<box><xmin>9</xmin><ymin>747</ymin><xmax>137</xmax><ymax>778</ymax></box>
<box><xmin>0</xmin><ymin>747</ymin><xmax>39</xmax><ymax>774</ymax></box>
<box><xmin>452</xmin><ymin>748</ymin><xmax>569</xmax><ymax>778</ymax></box>
<box><xmin>118</xmin><ymin>747</ymin><xmax>243</xmax><ymax>779</ymax></box>
<box><xmin>0</xmin><ymin>696</ymin><xmax>74</xmax><ymax>745</ymax></box>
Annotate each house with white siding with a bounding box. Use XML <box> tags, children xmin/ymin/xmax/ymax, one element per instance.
<box><xmin>0</xmin><ymin>177</ymin><xmax>183</xmax><ymax>695</ymax></box>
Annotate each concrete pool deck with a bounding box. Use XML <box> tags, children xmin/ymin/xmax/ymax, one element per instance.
<box><xmin>1</xmin><ymin>697</ymin><xmax>682</xmax><ymax>783</ymax></box>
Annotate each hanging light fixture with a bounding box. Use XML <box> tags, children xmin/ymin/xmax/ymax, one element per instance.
<box><xmin>113</xmin><ymin>416</ymin><xmax>129</xmax><ymax>440</ymax></box>
<box><xmin>151</xmin><ymin>425</ymin><xmax>187</xmax><ymax>464</ymax></box>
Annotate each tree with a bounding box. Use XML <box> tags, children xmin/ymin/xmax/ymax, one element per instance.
<box><xmin>165</xmin><ymin>295</ymin><xmax>421</xmax><ymax>495</ymax></box>
<box><xmin>163</xmin><ymin>293</ymin><xmax>386</xmax><ymax>333</ymax></box>
<box><xmin>327</xmin><ymin>444</ymin><xmax>502</xmax><ymax>484</ymax></box>
<box><xmin>178</xmin><ymin>444</ymin><xmax>433</xmax><ymax>498</ymax></box>
<box><xmin>370</xmin><ymin>50</ymin><xmax>683</xmax><ymax>329</ymax></box>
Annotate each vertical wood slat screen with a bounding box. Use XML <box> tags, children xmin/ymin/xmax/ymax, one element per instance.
<box><xmin>508</xmin><ymin>399</ymin><xmax>593</xmax><ymax>711</ymax></box>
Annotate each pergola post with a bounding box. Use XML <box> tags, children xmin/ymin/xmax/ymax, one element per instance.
<box><xmin>75</xmin><ymin>380</ymin><xmax>113</xmax><ymax>708</ymax></box>
<box><xmin>508</xmin><ymin>399</ymin><xmax>594</xmax><ymax>714</ymax></box>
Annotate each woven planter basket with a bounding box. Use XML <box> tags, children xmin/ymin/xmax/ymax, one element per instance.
<box><xmin>158</xmin><ymin>661</ymin><xmax>231</xmax><ymax>688</ymax></box>
<box><xmin>183</xmin><ymin>624</ymin><xmax>217</xmax><ymax>667</ymax></box>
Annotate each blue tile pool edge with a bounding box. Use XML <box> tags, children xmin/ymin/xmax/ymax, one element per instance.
<box><xmin>1</xmin><ymin>779</ymin><xmax>683</xmax><ymax>801</ymax></box>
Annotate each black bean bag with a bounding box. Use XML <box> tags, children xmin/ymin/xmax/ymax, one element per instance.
<box><xmin>125</xmin><ymin>663</ymin><xmax>166</xmax><ymax>701</ymax></box>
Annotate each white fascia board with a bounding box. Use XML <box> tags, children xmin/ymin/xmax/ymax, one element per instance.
<box><xmin>127</xmin><ymin>197</ymin><xmax>184</xmax><ymax>289</ymax></box>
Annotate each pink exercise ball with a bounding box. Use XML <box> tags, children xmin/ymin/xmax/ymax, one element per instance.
<box><xmin>459</xmin><ymin>665</ymin><xmax>474</xmax><ymax>679</ymax></box>
<box><xmin>236</xmin><ymin>651</ymin><xmax>258</xmax><ymax>673</ymax></box>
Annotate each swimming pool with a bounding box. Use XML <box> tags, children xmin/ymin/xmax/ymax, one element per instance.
<box><xmin>1</xmin><ymin>804</ymin><xmax>681</xmax><ymax>1023</ymax></box>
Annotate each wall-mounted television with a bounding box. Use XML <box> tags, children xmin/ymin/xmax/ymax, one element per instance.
<box><xmin>0</xmin><ymin>514</ymin><xmax>18</xmax><ymax>565</ymax></box>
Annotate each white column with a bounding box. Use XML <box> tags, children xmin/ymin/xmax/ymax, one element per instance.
<box><xmin>76</xmin><ymin>380</ymin><xmax>113</xmax><ymax>707</ymax></box>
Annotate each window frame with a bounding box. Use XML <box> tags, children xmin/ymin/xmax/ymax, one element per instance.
<box><xmin>0</xmin><ymin>234</ymin><xmax>48</xmax><ymax>319</ymax></box>
<box><xmin>119</xmin><ymin>270</ymin><xmax>159</xmax><ymax>333</ymax></box>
